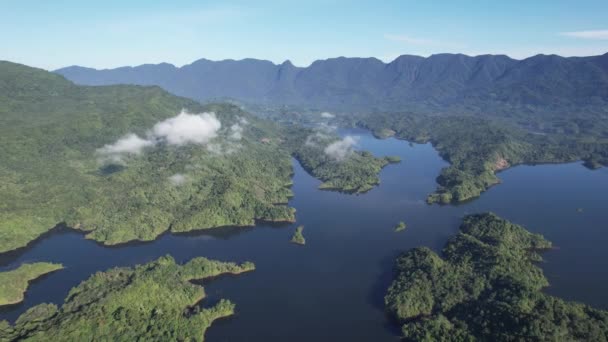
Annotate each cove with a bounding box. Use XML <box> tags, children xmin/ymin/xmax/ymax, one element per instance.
<box><xmin>1</xmin><ymin>128</ymin><xmax>607</xmax><ymax>341</ymax></box>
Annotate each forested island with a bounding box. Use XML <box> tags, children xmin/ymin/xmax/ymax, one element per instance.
<box><xmin>0</xmin><ymin>256</ymin><xmax>254</xmax><ymax>341</ymax></box>
<box><xmin>394</xmin><ymin>221</ymin><xmax>407</xmax><ymax>232</ymax></box>
<box><xmin>0</xmin><ymin>61</ymin><xmax>389</xmax><ymax>253</ymax></box>
<box><xmin>385</xmin><ymin>213</ymin><xmax>608</xmax><ymax>341</ymax></box>
<box><xmin>0</xmin><ymin>263</ymin><xmax>63</xmax><ymax>306</ymax></box>
<box><xmin>290</xmin><ymin>226</ymin><xmax>306</xmax><ymax>245</ymax></box>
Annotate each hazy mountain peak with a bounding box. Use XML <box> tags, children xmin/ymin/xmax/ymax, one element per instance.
<box><xmin>54</xmin><ymin>53</ymin><xmax>608</xmax><ymax>112</ymax></box>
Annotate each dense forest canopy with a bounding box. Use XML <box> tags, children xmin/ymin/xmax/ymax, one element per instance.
<box><xmin>0</xmin><ymin>61</ymin><xmax>389</xmax><ymax>253</ymax></box>
<box><xmin>2</xmin><ymin>49</ymin><xmax>608</xmax><ymax>341</ymax></box>
<box><xmin>0</xmin><ymin>263</ymin><xmax>63</xmax><ymax>306</ymax></box>
<box><xmin>0</xmin><ymin>256</ymin><xmax>254</xmax><ymax>341</ymax></box>
<box><xmin>385</xmin><ymin>213</ymin><xmax>608</xmax><ymax>341</ymax></box>
<box><xmin>360</xmin><ymin>112</ymin><xmax>608</xmax><ymax>203</ymax></box>
<box><xmin>54</xmin><ymin>54</ymin><xmax>608</xmax><ymax>204</ymax></box>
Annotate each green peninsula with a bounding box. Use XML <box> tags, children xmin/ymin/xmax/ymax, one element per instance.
<box><xmin>0</xmin><ymin>263</ymin><xmax>63</xmax><ymax>306</ymax></box>
<box><xmin>0</xmin><ymin>256</ymin><xmax>254</xmax><ymax>341</ymax></box>
<box><xmin>291</xmin><ymin>131</ymin><xmax>394</xmax><ymax>193</ymax></box>
<box><xmin>0</xmin><ymin>61</ymin><xmax>388</xmax><ymax>253</ymax></box>
<box><xmin>362</xmin><ymin>113</ymin><xmax>608</xmax><ymax>203</ymax></box>
<box><xmin>385</xmin><ymin>213</ymin><xmax>608</xmax><ymax>341</ymax></box>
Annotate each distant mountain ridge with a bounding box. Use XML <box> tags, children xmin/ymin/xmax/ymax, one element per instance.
<box><xmin>55</xmin><ymin>53</ymin><xmax>608</xmax><ymax>113</ymax></box>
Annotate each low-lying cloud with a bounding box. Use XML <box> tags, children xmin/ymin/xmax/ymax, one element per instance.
<box><xmin>168</xmin><ymin>173</ymin><xmax>188</xmax><ymax>186</ymax></box>
<box><xmin>152</xmin><ymin>111</ymin><xmax>221</xmax><ymax>145</ymax></box>
<box><xmin>98</xmin><ymin>133</ymin><xmax>154</xmax><ymax>162</ymax></box>
<box><xmin>305</xmin><ymin>131</ymin><xmax>330</xmax><ymax>147</ymax></box>
<box><xmin>324</xmin><ymin>135</ymin><xmax>359</xmax><ymax>161</ymax></box>
<box><xmin>228</xmin><ymin>117</ymin><xmax>248</xmax><ymax>141</ymax></box>
<box><xmin>97</xmin><ymin>110</ymin><xmax>222</xmax><ymax>163</ymax></box>
<box><xmin>320</xmin><ymin>111</ymin><xmax>335</xmax><ymax>118</ymax></box>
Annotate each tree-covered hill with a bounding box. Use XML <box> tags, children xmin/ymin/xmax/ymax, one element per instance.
<box><xmin>0</xmin><ymin>61</ymin><xmax>390</xmax><ymax>253</ymax></box>
<box><xmin>0</xmin><ymin>256</ymin><xmax>254</xmax><ymax>341</ymax></box>
<box><xmin>385</xmin><ymin>213</ymin><xmax>608</xmax><ymax>341</ymax></box>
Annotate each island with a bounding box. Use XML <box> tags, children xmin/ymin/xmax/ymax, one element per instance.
<box><xmin>393</xmin><ymin>221</ymin><xmax>407</xmax><ymax>232</ymax></box>
<box><xmin>290</xmin><ymin>226</ymin><xmax>306</xmax><ymax>245</ymax></box>
<box><xmin>385</xmin><ymin>213</ymin><xmax>608</xmax><ymax>340</ymax></box>
<box><xmin>0</xmin><ymin>263</ymin><xmax>63</xmax><ymax>306</ymax></box>
<box><xmin>0</xmin><ymin>256</ymin><xmax>254</xmax><ymax>341</ymax></box>
<box><xmin>385</xmin><ymin>156</ymin><xmax>402</xmax><ymax>164</ymax></box>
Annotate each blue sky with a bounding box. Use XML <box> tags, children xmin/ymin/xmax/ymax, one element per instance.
<box><xmin>1</xmin><ymin>0</ymin><xmax>607</xmax><ymax>70</ymax></box>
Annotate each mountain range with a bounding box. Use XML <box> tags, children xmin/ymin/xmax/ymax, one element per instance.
<box><xmin>55</xmin><ymin>53</ymin><xmax>608</xmax><ymax>114</ymax></box>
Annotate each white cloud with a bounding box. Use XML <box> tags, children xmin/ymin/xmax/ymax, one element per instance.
<box><xmin>152</xmin><ymin>110</ymin><xmax>221</xmax><ymax>146</ymax></box>
<box><xmin>229</xmin><ymin>124</ymin><xmax>243</xmax><ymax>140</ymax></box>
<box><xmin>228</xmin><ymin>117</ymin><xmax>248</xmax><ymax>140</ymax></box>
<box><xmin>168</xmin><ymin>173</ymin><xmax>188</xmax><ymax>186</ymax></box>
<box><xmin>97</xmin><ymin>133</ymin><xmax>154</xmax><ymax>162</ymax></box>
<box><xmin>206</xmin><ymin>143</ymin><xmax>224</xmax><ymax>154</ymax></box>
<box><xmin>317</xmin><ymin>122</ymin><xmax>338</xmax><ymax>133</ymax></box>
<box><xmin>206</xmin><ymin>142</ymin><xmax>239</xmax><ymax>155</ymax></box>
<box><xmin>320</xmin><ymin>112</ymin><xmax>335</xmax><ymax>118</ymax></box>
<box><xmin>560</xmin><ymin>30</ymin><xmax>608</xmax><ymax>40</ymax></box>
<box><xmin>97</xmin><ymin>109</ymin><xmax>224</xmax><ymax>164</ymax></box>
<box><xmin>324</xmin><ymin>135</ymin><xmax>359</xmax><ymax>161</ymax></box>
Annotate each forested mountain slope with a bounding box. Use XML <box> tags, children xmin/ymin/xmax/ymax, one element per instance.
<box><xmin>56</xmin><ymin>53</ymin><xmax>608</xmax><ymax>114</ymax></box>
<box><xmin>0</xmin><ymin>61</ymin><xmax>390</xmax><ymax>253</ymax></box>
<box><xmin>51</xmin><ymin>53</ymin><xmax>608</xmax><ymax>205</ymax></box>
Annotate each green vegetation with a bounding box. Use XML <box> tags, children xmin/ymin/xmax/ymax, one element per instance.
<box><xmin>0</xmin><ymin>61</ymin><xmax>295</xmax><ymax>252</ymax></box>
<box><xmin>394</xmin><ymin>221</ymin><xmax>407</xmax><ymax>232</ymax></box>
<box><xmin>385</xmin><ymin>155</ymin><xmax>402</xmax><ymax>164</ymax></box>
<box><xmin>290</xmin><ymin>225</ymin><xmax>306</xmax><ymax>245</ymax></box>
<box><xmin>0</xmin><ymin>263</ymin><xmax>63</xmax><ymax>306</ymax></box>
<box><xmin>385</xmin><ymin>213</ymin><xmax>608</xmax><ymax>341</ymax></box>
<box><xmin>0</xmin><ymin>256</ymin><xmax>254</xmax><ymax>341</ymax></box>
<box><xmin>296</xmin><ymin>150</ymin><xmax>391</xmax><ymax>194</ymax></box>
<box><xmin>289</xmin><ymin>131</ymin><xmax>393</xmax><ymax>193</ymax></box>
<box><xmin>0</xmin><ymin>61</ymin><xmax>387</xmax><ymax>253</ymax></box>
<box><xmin>361</xmin><ymin>113</ymin><xmax>608</xmax><ymax>203</ymax></box>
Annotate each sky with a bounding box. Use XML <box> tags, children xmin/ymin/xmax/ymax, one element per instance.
<box><xmin>1</xmin><ymin>0</ymin><xmax>607</xmax><ymax>70</ymax></box>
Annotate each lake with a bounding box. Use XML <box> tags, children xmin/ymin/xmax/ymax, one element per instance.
<box><xmin>1</xmin><ymin>128</ymin><xmax>607</xmax><ymax>341</ymax></box>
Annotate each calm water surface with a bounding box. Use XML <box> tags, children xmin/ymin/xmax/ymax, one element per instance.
<box><xmin>1</xmin><ymin>128</ymin><xmax>607</xmax><ymax>341</ymax></box>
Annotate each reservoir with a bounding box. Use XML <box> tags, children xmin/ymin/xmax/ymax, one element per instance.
<box><xmin>1</xmin><ymin>129</ymin><xmax>607</xmax><ymax>341</ymax></box>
